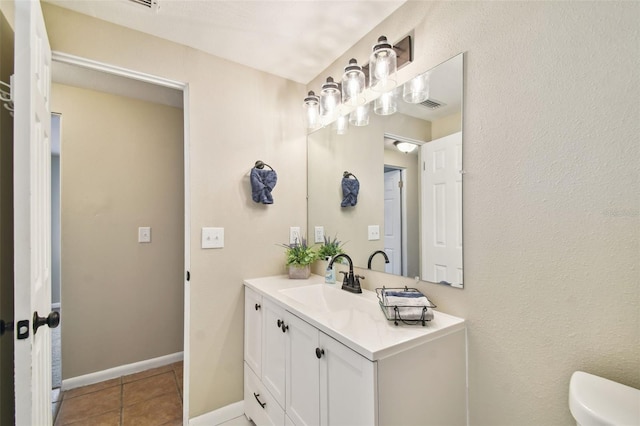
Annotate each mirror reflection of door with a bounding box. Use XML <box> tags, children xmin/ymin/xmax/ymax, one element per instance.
<box><xmin>384</xmin><ymin>167</ymin><xmax>404</xmax><ymax>275</ymax></box>
<box><xmin>421</xmin><ymin>131</ymin><xmax>463</xmax><ymax>287</ymax></box>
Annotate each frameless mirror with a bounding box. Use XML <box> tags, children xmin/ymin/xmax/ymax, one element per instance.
<box><xmin>307</xmin><ymin>53</ymin><xmax>463</xmax><ymax>288</ymax></box>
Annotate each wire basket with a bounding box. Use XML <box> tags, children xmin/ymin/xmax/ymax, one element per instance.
<box><xmin>376</xmin><ymin>286</ymin><xmax>436</xmax><ymax>326</ymax></box>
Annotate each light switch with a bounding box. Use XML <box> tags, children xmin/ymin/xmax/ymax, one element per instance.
<box><xmin>368</xmin><ymin>225</ymin><xmax>380</xmax><ymax>241</ymax></box>
<box><xmin>314</xmin><ymin>226</ymin><xmax>325</xmax><ymax>243</ymax></box>
<box><xmin>202</xmin><ymin>227</ymin><xmax>224</xmax><ymax>249</ymax></box>
<box><xmin>138</xmin><ymin>227</ymin><xmax>151</xmax><ymax>243</ymax></box>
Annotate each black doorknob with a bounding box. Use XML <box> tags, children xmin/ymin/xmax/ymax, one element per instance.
<box><xmin>33</xmin><ymin>311</ymin><xmax>60</xmax><ymax>334</ymax></box>
<box><xmin>315</xmin><ymin>347</ymin><xmax>325</xmax><ymax>359</ymax></box>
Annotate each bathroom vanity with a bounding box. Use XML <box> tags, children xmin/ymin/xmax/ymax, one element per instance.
<box><xmin>243</xmin><ymin>275</ymin><xmax>467</xmax><ymax>426</ymax></box>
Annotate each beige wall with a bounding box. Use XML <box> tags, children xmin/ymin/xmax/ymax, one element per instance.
<box><xmin>52</xmin><ymin>83</ymin><xmax>185</xmax><ymax>378</ymax></box>
<box><xmin>432</xmin><ymin>111</ymin><xmax>461</xmax><ymax>140</ymax></box>
<box><xmin>42</xmin><ymin>3</ymin><xmax>307</xmax><ymax>417</ymax></box>
<box><xmin>0</xmin><ymin>8</ymin><xmax>14</xmax><ymax>425</ymax></box>
<box><xmin>311</xmin><ymin>2</ymin><xmax>639</xmax><ymax>425</ymax></box>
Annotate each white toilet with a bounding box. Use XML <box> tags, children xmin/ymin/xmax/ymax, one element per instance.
<box><xmin>569</xmin><ymin>371</ymin><xmax>640</xmax><ymax>426</ymax></box>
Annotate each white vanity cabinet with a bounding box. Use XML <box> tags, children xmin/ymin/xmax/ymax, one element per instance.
<box><xmin>244</xmin><ymin>276</ymin><xmax>467</xmax><ymax>426</ymax></box>
<box><xmin>245</xmin><ymin>291</ymin><xmax>374</xmax><ymax>426</ymax></box>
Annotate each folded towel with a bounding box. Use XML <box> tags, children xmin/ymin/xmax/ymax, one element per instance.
<box><xmin>382</xmin><ymin>290</ymin><xmax>425</xmax><ymax>298</ymax></box>
<box><xmin>250</xmin><ymin>168</ymin><xmax>278</xmax><ymax>204</ymax></box>
<box><xmin>384</xmin><ymin>294</ymin><xmax>434</xmax><ymax>321</ymax></box>
<box><xmin>341</xmin><ymin>177</ymin><xmax>359</xmax><ymax>207</ymax></box>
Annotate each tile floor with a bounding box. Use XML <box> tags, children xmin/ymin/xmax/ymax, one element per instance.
<box><xmin>54</xmin><ymin>362</ymin><xmax>184</xmax><ymax>425</ymax></box>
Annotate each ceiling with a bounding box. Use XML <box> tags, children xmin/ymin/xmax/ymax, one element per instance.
<box><xmin>46</xmin><ymin>0</ymin><xmax>406</xmax><ymax>85</ymax></box>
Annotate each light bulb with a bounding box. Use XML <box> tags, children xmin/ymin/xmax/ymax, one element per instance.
<box><xmin>374</xmin><ymin>90</ymin><xmax>397</xmax><ymax>115</ymax></box>
<box><xmin>403</xmin><ymin>72</ymin><xmax>429</xmax><ymax>104</ymax></box>
<box><xmin>320</xmin><ymin>76</ymin><xmax>341</xmax><ymax>117</ymax></box>
<box><xmin>349</xmin><ymin>103</ymin><xmax>369</xmax><ymax>127</ymax></box>
<box><xmin>369</xmin><ymin>36</ymin><xmax>397</xmax><ymax>92</ymax></box>
<box><xmin>341</xmin><ymin>58</ymin><xmax>366</xmax><ymax>106</ymax></box>
<box><xmin>303</xmin><ymin>91</ymin><xmax>320</xmax><ymax>131</ymax></box>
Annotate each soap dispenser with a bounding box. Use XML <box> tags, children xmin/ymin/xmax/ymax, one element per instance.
<box><xmin>325</xmin><ymin>256</ymin><xmax>336</xmax><ymax>284</ymax></box>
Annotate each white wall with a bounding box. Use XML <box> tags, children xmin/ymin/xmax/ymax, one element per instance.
<box><xmin>310</xmin><ymin>2</ymin><xmax>639</xmax><ymax>424</ymax></box>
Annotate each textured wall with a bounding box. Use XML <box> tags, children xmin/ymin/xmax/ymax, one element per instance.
<box><xmin>310</xmin><ymin>2</ymin><xmax>639</xmax><ymax>424</ymax></box>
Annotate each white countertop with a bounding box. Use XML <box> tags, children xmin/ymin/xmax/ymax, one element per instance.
<box><xmin>244</xmin><ymin>274</ymin><xmax>465</xmax><ymax>361</ymax></box>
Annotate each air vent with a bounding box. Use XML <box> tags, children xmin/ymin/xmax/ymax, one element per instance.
<box><xmin>420</xmin><ymin>98</ymin><xmax>446</xmax><ymax>109</ymax></box>
<box><xmin>127</xmin><ymin>0</ymin><xmax>159</xmax><ymax>11</ymax></box>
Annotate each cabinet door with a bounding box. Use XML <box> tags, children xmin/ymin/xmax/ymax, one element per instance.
<box><xmin>319</xmin><ymin>333</ymin><xmax>377</xmax><ymax>426</ymax></box>
<box><xmin>262</xmin><ymin>299</ymin><xmax>287</xmax><ymax>409</ymax></box>
<box><xmin>244</xmin><ymin>287</ymin><xmax>263</xmax><ymax>376</ymax></box>
<box><xmin>285</xmin><ymin>312</ymin><xmax>320</xmax><ymax>426</ymax></box>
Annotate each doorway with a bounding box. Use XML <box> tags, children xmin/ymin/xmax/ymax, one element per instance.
<box><xmin>50</xmin><ymin>53</ymin><xmax>190</xmax><ymax>421</ymax></box>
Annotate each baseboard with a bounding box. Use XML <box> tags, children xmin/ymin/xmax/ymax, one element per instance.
<box><xmin>189</xmin><ymin>401</ymin><xmax>244</xmax><ymax>425</ymax></box>
<box><xmin>61</xmin><ymin>351</ymin><xmax>183</xmax><ymax>391</ymax></box>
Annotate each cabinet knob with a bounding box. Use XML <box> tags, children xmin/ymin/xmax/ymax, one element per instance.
<box><xmin>281</xmin><ymin>323</ymin><xmax>289</xmax><ymax>333</ymax></box>
<box><xmin>315</xmin><ymin>347</ymin><xmax>325</xmax><ymax>359</ymax></box>
<box><xmin>255</xmin><ymin>303</ymin><xmax>261</xmax><ymax>311</ymax></box>
<box><xmin>277</xmin><ymin>319</ymin><xmax>283</xmax><ymax>328</ymax></box>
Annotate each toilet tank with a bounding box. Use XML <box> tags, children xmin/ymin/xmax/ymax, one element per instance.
<box><xmin>569</xmin><ymin>371</ymin><xmax>640</xmax><ymax>426</ymax></box>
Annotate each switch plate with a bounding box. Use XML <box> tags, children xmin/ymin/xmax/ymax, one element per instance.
<box><xmin>202</xmin><ymin>227</ymin><xmax>224</xmax><ymax>249</ymax></box>
<box><xmin>368</xmin><ymin>225</ymin><xmax>380</xmax><ymax>241</ymax></box>
<box><xmin>289</xmin><ymin>227</ymin><xmax>301</xmax><ymax>244</ymax></box>
<box><xmin>314</xmin><ymin>226</ymin><xmax>325</xmax><ymax>243</ymax></box>
<box><xmin>138</xmin><ymin>227</ymin><xmax>151</xmax><ymax>243</ymax></box>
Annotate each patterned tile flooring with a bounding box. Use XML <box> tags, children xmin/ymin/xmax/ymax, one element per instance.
<box><xmin>54</xmin><ymin>362</ymin><xmax>183</xmax><ymax>425</ymax></box>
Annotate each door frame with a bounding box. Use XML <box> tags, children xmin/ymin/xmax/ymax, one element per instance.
<box><xmin>50</xmin><ymin>51</ymin><xmax>192</xmax><ymax>422</ymax></box>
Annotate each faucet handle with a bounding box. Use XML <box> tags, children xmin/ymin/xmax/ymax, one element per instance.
<box><xmin>355</xmin><ymin>275</ymin><xmax>365</xmax><ymax>280</ymax></box>
<box><xmin>338</xmin><ymin>271</ymin><xmax>349</xmax><ymax>285</ymax></box>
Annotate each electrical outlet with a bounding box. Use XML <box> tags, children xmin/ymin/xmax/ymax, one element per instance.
<box><xmin>138</xmin><ymin>227</ymin><xmax>151</xmax><ymax>243</ymax></box>
<box><xmin>289</xmin><ymin>227</ymin><xmax>301</xmax><ymax>244</ymax></box>
<box><xmin>368</xmin><ymin>225</ymin><xmax>380</xmax><ymax>241</ymax></box>
<box><xmin>314</xmin><ymin>226</ymin><xmax>325</xmax><ymax>243</ymax></box>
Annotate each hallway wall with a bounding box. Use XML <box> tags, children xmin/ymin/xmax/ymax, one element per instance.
<box><xmin>51</xmin><ymin>83</ymin><xmax>184</xmax><ymax>379</ymax></box>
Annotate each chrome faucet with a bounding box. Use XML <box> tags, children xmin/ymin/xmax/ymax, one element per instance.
<box><xmin>367</xmin><ymin>250</ymin><xmax>390</xmax><ymax>269</ymax></box>
<box><xmin>328</xmin><ymin>253</ymin><xmax>364</xmax><ymax>293</ymax></box>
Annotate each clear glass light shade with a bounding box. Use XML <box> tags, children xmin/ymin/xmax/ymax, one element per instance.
<box><xmin>349</xmin><ymin>103</ymin><xmax>370</xmax><ymax>127</ymax></box>
<box><xmin>303</xmin><ymin>91</ymin><xmax>320</xmax><ymax>131</ymax></box>
<box><xmin>374</xmin><ymin>90</ymin><xmax>397</xmax><ymax>115</ymax></box>
<box><xmin>369</xmin><ymin>36</ymin><xmax>397</xmax><ymax>92</ymax></box>
<box><xmin>334</xmin><ymin>114</ymin><xmax>349</xmax><ymax>135</ymax></box>
<box><xmin>320</xmin><ymin>77</ymin><xmax>341</xmax><ymax>117</ymax></box>
<box><xmin>403</xmin><ymin>72</ymin><xmax>429</xmax><ymax>104</ymax></box>
<box><xmin>342</xmin><ymin>58</ymin><xmax>366</xmax><ymax>106</ymax></box>
<box><xmin>394</xmin><ymin>141</ymin><xmax>417</xmax><ymax>153</ymax></box>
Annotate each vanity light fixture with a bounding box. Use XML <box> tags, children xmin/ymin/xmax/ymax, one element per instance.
<box><xmin>394</xmin><ymin>140</ymin><xmax>417</xmax><ymax>153</ymax></box>
<box><xmin>334</xmin><ymin>114</ymin><xmax>349</xmax><ymax>135</ymax></box>
<box><xmin>374</xmin><ymin>90</ymin><xmax>397</xmax><ymax>116</ymax></box>
<box><xmin>349</xmin><ymin>103</ymin><xmax>370</xmax><ymax>127</ymax></box>
<box><xmin>369</xmin><ymin>36</ymin><xmax>397</xmax><ymax>92</ymax></box>
<box><xmin>403</xmin><ymin>71</ymin><xmax>429</xmax><ymax>104</ymax></box>
<box><xmin>320</xmin><ymin>76</ymin><xmax>341</xmax><ymax>116</ymax></box>
<box><xmin>303</xmin><ymin>90</ymin><xmax>320</xmax><ymax>131</ymax></box>
<box><xmin>341</xmin><ymin>58</ymin><xmax>366</xmax><ymax>106</ymax></box>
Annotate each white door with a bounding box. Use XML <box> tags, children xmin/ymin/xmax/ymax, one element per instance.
<box><xmin>286</xmin><ymin>312</ymin><xmax>320</xmax><ymax>426</ymax></box>
<box><xmin>319</xmin><ymin>333</ymin><xmax>376</xmax><ymax>426</ymax></box>
<box><xmin>383</xmin><ymin>169</ymin><xmax>402</xmax><ymax>275</ymax></box>
<box><xmin>13</xmin><ymin>0</ymin><xmax>54</xmax><ymax>424</ymax></box>
<box><xmin>421</xmin><ymin>132</ymin><xmax>463</xmax><ymax>287</ymax></box>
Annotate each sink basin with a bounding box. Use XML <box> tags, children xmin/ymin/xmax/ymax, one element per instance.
<box><xmin>279</xmin><ymin>284</ymin><xmax>377</xmax><ymax>314</ymax></box>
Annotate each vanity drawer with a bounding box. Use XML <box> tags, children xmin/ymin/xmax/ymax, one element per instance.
<box><xmin>244</xmin><ymin>362</ymin><xmax>284</xmax><ymax>426</ymax></box>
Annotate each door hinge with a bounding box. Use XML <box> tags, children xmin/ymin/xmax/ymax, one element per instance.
<box><xmin>398</xmin><ymin>180</ymin><xmax>404</xmax><ymax>189</ymax></box>
<box><xmin>186</xmin><ymin>271</ymin><xmax>190</xmax><ymax>281</ymax></box>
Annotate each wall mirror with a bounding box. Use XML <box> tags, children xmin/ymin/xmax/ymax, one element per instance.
<box><xmin>307</xmin><ymin>53</ymin><xmax>464</xmax><ymax>288</ymax></box>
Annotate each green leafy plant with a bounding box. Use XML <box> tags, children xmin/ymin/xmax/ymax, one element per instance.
<box><xmin>279</xmin><ymin>236</ymin><xmax>318</xmax><ymax>266</ymax></box>
<box><xmin>317</xmin><ymin>235</ymin><xmax>346</xmax><ymax>261</ymax></box>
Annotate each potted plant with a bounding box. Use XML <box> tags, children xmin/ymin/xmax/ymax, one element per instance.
<box><xmin>279</xmin><ymin>236</ymin><xmax>317</xmax><ymax>279</ymax></box>
<box><xmin>317</xmin><ymin>235</ymin><xmax>346</xmax><ymax>283</ymax></box>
